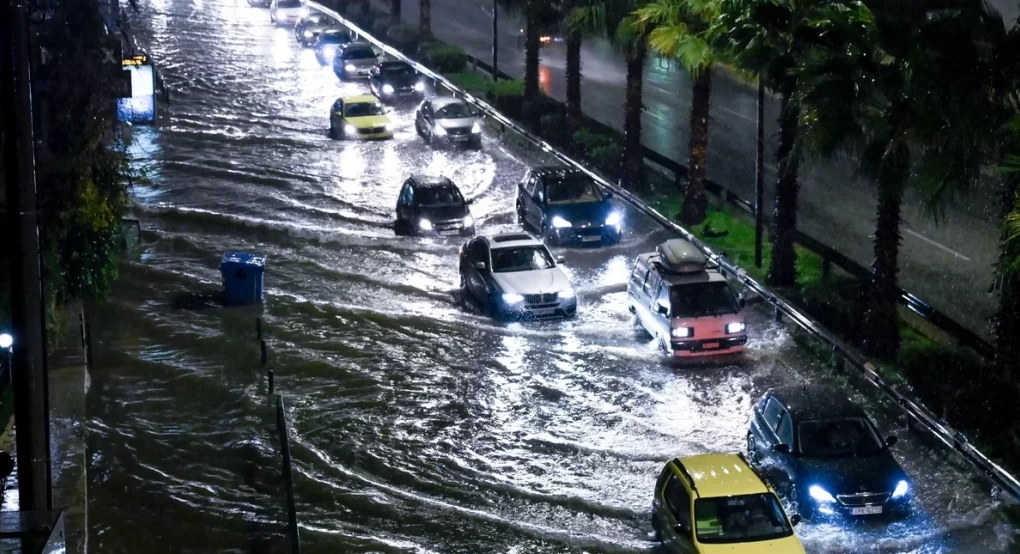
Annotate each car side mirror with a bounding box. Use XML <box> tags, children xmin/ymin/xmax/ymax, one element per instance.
<box><xmin>473</xmin><ymin>261</ymin><xmax>486</xmax><ymax>270</ymax></box>
<box><xmin>790</xmin><ymin>514</ymin><xmax>802</xmax><ymax>526</ymax></box>
<box><xmin>772</xmin><ymin>443</ymin><xmax>791</xmax><ymax>454</ymax></box>
<box><xmin>556</xmin><ymin>255</ymin><xmax>566</xmax><ymax>264</ymax></box>
<box><xmin>656</xmin><ymin>303</ymin><xmax>669</xmax><ymax>316</ymax></box>
<box><xmin>885</xmin><ymin>435</ymin><xmax>898</xmax><ymax>447</ymax></box>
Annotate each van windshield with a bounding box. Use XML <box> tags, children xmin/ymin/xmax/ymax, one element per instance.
<box><xmin>670</xmin><ymin>281</ymin><xmax>738</xmax><ymax>318</ymax></box>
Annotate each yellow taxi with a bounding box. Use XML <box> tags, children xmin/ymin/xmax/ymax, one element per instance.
<box><xmin>652</xmin><ymin>453</ymin><xmax>805</xmax><ymax>553</ymax></box>
<box><xmin>328</xmin><ymin>94</ymin><xmax>394</xmax><ymax>140</ymax></box>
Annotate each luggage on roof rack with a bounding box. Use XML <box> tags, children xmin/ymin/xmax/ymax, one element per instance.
<box><xmin>656</xmin><ymin>239</ymin><xmax>706</xmax><ymax>274</ymax></box>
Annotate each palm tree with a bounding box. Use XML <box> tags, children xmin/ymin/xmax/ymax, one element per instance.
<box><xmin>796</xmin><ymin>2</ymin><xmax>1001</xmax><ymax>357</ymax></box>
<box><xmin>570</xmin><ymin>1</ymin><xmax>650</xmax><ymax>191</ymax></box>
<box><xmin>419</xmin><ymin>0</ymin><xmax>430</xmax><ymax>39</ymax></box>
<box><xmin>390</xmin><ymin>0</ymin><xmax>401</xmax><ymax>26</ymax></box>
<box><xmin>562</xmin><ymin>0</ymin><xmax>586</xmax><ymax>134</ymax></box>
<box><xmin>500</xmin><ymin>0</ymin><xmax>558</xmax><ymax>106</ymax></box>
<box><xmin>634</xmin><ymin>0</ymin><xmax>716</xmax><ymax>225</ymax></box>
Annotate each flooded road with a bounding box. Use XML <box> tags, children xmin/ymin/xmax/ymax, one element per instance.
<box><xmin>85</xmin><ymin>0</ymin><xmax>1015</xmax><ymax>551</ymax></box>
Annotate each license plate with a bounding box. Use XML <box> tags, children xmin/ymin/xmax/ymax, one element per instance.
<box><xmin>702</xmin><ymin>342</ymin><xmax>720</xmax><ymax>349</ymax></box>
<box><xmin>531</xmin><ymin>308</ymin><xmax>556</xmax><ymax>316</ymax></box>
<box><xmin>439</xmin><ymin>230</ymin><xmax>460</xmax><ymax>236</ymax></box>
<box><xmin>581</xmin><ymin>235</ymin><xmax>601</xmax><ymax>242</ymax></box>
<box><xmin>850</xmin><ymin>506</ymin><xmax>883</xmax><ymax>516</ymax></box>
<box><xmin>452</xmin><ymin>135</ymin><xmax>469</xmax><ymax>141</ymax></box>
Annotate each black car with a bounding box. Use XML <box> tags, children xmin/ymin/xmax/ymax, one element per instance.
<box><xmin>294</xmin><ymin>14</ymin><xmax>333</xmax><ymax>47</ymax></box>
<box><xmin>314</xmin><ymin>29</ymin><xmax>352</xmax><ymax>66</ymax></box>
<box><xmin>370</xmin><ymin>61</ymin><xmax>425</xmax><ymax>104</ymax></box>
<box><xmin>747</xmin><ymin>385</ymin><xmax>911</xmax><ymax>520</ymax></box>
<box><xmin>395</xmin><ymin>175</ymin><xmax>475</xmax><ymax>237</ymax></box>
<box><xmin>516</xmin><ymin>167</ymin><xmax>621</xmax><ymax>246</ymax></box>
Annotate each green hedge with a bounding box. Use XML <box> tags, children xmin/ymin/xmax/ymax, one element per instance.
<box><xmin>485</xmin><ymin>79</ymin><xmax>525</xmax><ymax>119</ymax></box>
<box><xmin>422</xmin><ymin>42</ymin><xmax>468</xmax><ymax>73</ymax></box>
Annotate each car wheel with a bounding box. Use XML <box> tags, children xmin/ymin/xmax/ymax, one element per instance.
<box><xmin>651</xmin><ymin>514</ymin><xmax>662</xmax><ymax>542</ymax></box>
<box><xmin>747</xmin><ymin>435</ymin><xmax>759</xmax><ymax>465</ymax></box>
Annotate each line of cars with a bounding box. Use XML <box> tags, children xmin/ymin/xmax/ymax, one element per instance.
<box><xmin>250</xmin><ymin>5</ymin><xmax>916</xmax><ymax>550</ymax></box>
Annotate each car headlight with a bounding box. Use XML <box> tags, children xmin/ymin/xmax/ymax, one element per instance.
<box><xmin>892</xmin><ymin>480</ymin><xmax>909</xmax><ymax>499</ymax></box>
<box><xmin>671</xmin><ymin>327</ymin><xmax>691</xmax><ymax>338</ymax></box>
<box><xmin>471</xmin><ymin>121</ymin><xmax>481</xmax><ymax>134</ymax></box>
<box><xmin>726</xmin><ymin>322</ymin><xmax>746</xmax><ymax>334</ymax></box>
<box><xmin>344</xmin><ymin>124</ymin><xmax>356</xmax><ymax>135</ymax></box>
<box><xmin>419</xmin><ymin>218</ymin><xmax>433</xmax><ymax>231</ymax></box>
<box><xmin>559</xmin><ymin>288</ymin><xmax>575</xmax><ymax>299</ymax></box>
<box><xmin>433</xmin><ymin>124</ymin><xmax>447</xmax><ymax>136</ymax></box>
<box><xmin>414</xmin><ymin>81</ymin><xmax>425</xmax><ymax>92</ymax></box>
<box><xmin>463</xmin><ymin>214</ymin><xmax>474</xmax><ymax>227</ymax></box>
<box><xmin>605</xmin><ymin>211</ymin><xmax>621</xmax><ymax>227</ymax></box>
<box><xmin>345</xmin><ymin>63</ymin><xmax>356</xmax><ymax>71</ymax></box>
<box><xmin>382</xmin><ymin>84</ymin><xmax>395</xmax><ymax>94</ymax></box>
<box><xmin>809</xmin><ymin>485</ymin><xmax>837</xmax><ymax>504</ymax></box>
<box><xmin>303</xmin><ymin>30</ymin><xmax>313</xmax><ymax>38</ymax></box>
<box><xmin>551</xmin><ymin>216</ymin><xmax>572</xmax><ymax>228</ymax></box>
<box><xmin>502</xmin><ymin>293</ymin><xmax>524</xmax><ymax>304</ymax></box>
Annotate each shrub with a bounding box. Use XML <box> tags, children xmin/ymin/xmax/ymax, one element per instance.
<box><xmin>446</xmin><ymin>71</ymin><xmax>489</xmax><ymax>95</ymax></box>
<box><xmin>540</xmin><ymin>112</ymin><xmax>567</xmax><ymax>146</ymax></box>
<box><xmin>422</xmin><ymin>42</ymin><xmax>468</xmax><ymax>73</ymax></box>
<box><xmin>386</xmin><ymin>24</ymin><xmax>421</xmax><ymax>54</ymax></box>
<box><xmin>485</xmin><ymin>79</ymin><xmax>525</xmax><ymax>119</ymax></box>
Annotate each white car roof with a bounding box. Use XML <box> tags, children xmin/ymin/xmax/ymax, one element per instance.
<box><xmin>484</xmin><ymin>233</ymin><xmax>543</xmax><ymax>249</ymax></box>
<box><xmin>431</xmin><ymin>96</ymin><xmax>468</xmax><ymax>109</ymax></box>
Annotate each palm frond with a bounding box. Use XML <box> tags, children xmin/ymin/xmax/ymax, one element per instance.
<box><xmin>569</xmin><ymin>4</ymin><xmax>607</xmax><ymax>35</ymax></box>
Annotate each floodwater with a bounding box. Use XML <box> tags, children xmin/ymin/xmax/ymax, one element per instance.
<box><xmin>84</xmin><ymin>0</ymin><xmax>1016</xmax><ymax>551</ymax></box>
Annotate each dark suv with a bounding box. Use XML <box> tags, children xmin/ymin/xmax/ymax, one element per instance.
<box><xmin>516</xmin><ymin>167</ymin><xmax>621</xmax><ymax>246</ymax></box>
<box><xmin>747</xmin><ymin>385</ymin><xmax>911</xmax><ymax>520</ymax></box>
<box><xmin>395</xmin><ymin>176</ymin><xmax>475</xmax><ymax>237</ymax></box>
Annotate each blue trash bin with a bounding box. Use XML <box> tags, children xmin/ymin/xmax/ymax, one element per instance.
<box><xmin>220</xmin><ymin>252</ymin><xmax>266</xmax><ymax>306</ymax></box>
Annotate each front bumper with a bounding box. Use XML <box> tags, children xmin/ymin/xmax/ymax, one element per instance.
<box><xmin>670</xmin><ymin>334</ymin><xmax>747</xmax><ymax>357</ymax></box>
<box><xmin>343</xmin><ymin>66</ymin><xmax>374</xmax><ymax>78</ymax></box>
<box><xmin>497</xmin><ymin>296</ymin><xmax>577</xmax><ymax>320</ymax></box>
<box><xmin>378</xmin><ymin>88</ymin><xmax>425</xmax><ymax>103</ymax></box>
<box><xmin>550</xmin><ymin>224</ymin><xmax>621</xmax><ymax>245</ymax></box>
<box><xmin>274</xmin><ymin>12</ymin><xmax>301</xmax><ymax>24</ymax></box>
<box><xmin>436</xmin><ymin>129</ymin><xmax>482</xmax><ymax>147</ymax></box>
<box><xmin>811</xmin><ymin>493</ymin><xmax>910</xmax><ymax>518</ymax></box>
<box><xmin>352</xmin><ymin>130</ymin><xmax>393</xmax><ymax>140</ymax></box>
<box><xmin>420</xmin><ymin>220</ymin><xmax>474</xmax><ymax>237</ymax></box>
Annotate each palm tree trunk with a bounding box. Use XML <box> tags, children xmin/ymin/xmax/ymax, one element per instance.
<box><xmin>680</xmin><ymin>69</ymin><xmax>711</xmax><ymax>225</ymax></box>
<box><xmin>861</xmin><ymin>144</ymin><xmax>908</xmax><ymax>359</ymax></box>
<box><xmin>565</xmin><ymin>28</ymin><xmax>583</xmax><ymax>135</ymax></box>
<box><xmin>524</xmin><ymin>17</ymin><xmax>540</xmax><ymax>101</ymax></box>
<box><xmin>418</xmin><ymin>0</ymin><xmax>430</xmax><ymax>39</ymax></box>
<box><xmin>390</xmin><ymin>0</ymin><xmax>401</xmax><ymax>26</ymax></box>
<box><xmin>994</xmin><ymin>178</ymin><xmax>1020</xmax><ymax>376</ymax></box>
<box><xmin>620</xmin><ymin>38</ymin><xmax>647</xmax><ymax>193</ymax></box>
<box><xmin>767</xmin><ymin>91</ymin><xmax>800</xmax><ymax>287</ymax></box>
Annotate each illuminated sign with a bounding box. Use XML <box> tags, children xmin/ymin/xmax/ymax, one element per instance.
<box><xmin>121</xmin><ymin>54</ymin><xmax>149</xmax><ymax>66</ymax></box>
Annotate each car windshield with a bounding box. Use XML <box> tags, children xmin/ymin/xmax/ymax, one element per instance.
<box><xmin>547</xmin><ymin>178</ymin><xmax>603</xmax><ymax>204</ymax></box>
<box><xmin>306</xmin><ymin>14</ymin><xmax>328</xmax><ymax>23</ymax></box>
<box><xmin>491</xmin><ymin>246</ymin><xmax>555</xmax><ymax>273</ymax></box>
<box><xmin>670</xmin><ymin>281</ymin><xmax>739</xmax><ymax>318</ymax></box>
<box><xmin>319</xmin><ymin>31</ymin><xmax>348</xmax><ymax>43</ymax></box>
<box><xmin>436</xmin><ymin>102</ymin><xmax>474</xmax><ymax>119</ymax></box>
<box><xmin>345</xmin><ymin>102</ymin><xmax>384</xmax><ymax>117</ymax></box>
<box><xmin>382</xmin><ymin>65</ymin><xmax>415</xmax><ymax>77</ymax></box>
<box><xmin>798</xmin><ymin>418</ymin><xmax>885</xmax><ymax>457</ymax></box>
<box><xmin>694</xmin><ymin>494</ymin><xmax>793</xmax><ymax>544</ymax></box>
<box><xmin>417</xmin><ymin>186</ymin><xmax>463</xmax><ymax>207</ymax></box>
<box><xmin>343</xmin><ymin>47</ymin><xmax>375</xmax><ymax>60</ymax></box>
<box><xmin>277</xmin><ymin>0</ymin><xmax>301</xmax><ymax>8</ymax></box>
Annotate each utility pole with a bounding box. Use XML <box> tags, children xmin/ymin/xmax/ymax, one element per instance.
<box><xmin>491</xmin><ymin>0</ymin><xmax>498</xmax><ymax>81</ymax></box>
<box><xmin>754</xmin><ymin>78</ymin><xmax>765</xmax><ymax>269</ymax></box>
<box><xmin>1</xmin><ymin>0</ymin><xmax>54</xmax><ymax>516</ymax></box>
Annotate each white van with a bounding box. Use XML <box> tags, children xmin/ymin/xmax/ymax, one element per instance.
<box><xmin>627</xmin><ymin>239</ymin><xmax>747</xmax><ymax>357</ymax></box>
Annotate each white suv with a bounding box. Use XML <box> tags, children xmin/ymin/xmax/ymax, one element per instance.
<box><xmin>459</xmin><ymin>233</ymin><xmax>577</xmax><ymax>320</ymax></box>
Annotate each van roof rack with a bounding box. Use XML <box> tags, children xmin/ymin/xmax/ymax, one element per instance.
<box><xmin>656</xmin><ymin>239</ymin><xmax>706</xmax><ymax>274</ymax></box>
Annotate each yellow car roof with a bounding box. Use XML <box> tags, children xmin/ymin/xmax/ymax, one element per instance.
<box><xmin>342</xmin><ymin>94</ymin><xmax>380</xmax><ymax>104</ymax></box>
<box><xmin>677</xmin><ymin>454</ymin><xmax>769</xmax><ymax>498</ymax></box>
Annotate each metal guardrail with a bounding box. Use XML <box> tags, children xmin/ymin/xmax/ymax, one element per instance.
<box><xmin>304</xmin><ymin>1</ymin><xmax>1020</xmax><ymax>502</ymax></box>
<box><xmin>461</xmin><ymin>40</ymin><xmax>994</xmax><ymax>359</ymax></box>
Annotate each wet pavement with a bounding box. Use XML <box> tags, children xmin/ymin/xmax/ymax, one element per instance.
<box><xmin>384</xmin><ymin>0</ymin><xmax>1007</xmax><ymax>340</ymax></box>
<box><xmin>83</xmin><ymin>0</ymin><xmax>1016</xmax><ymax>551</ymax></box>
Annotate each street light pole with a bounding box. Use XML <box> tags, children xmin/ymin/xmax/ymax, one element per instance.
<box><xmin>754</xmin><ymin>78</ymin><xmax>765</xmax><ymax>269</ymax></box>
<box><xmin>1</xmin><ymin>0</ymin><xmax>53</xmax><ymax>514</ymax></box>
<box><xmin>491</xmin><ymin>0</ymin><xmax>498</xmax><ymax>81</ymax></box>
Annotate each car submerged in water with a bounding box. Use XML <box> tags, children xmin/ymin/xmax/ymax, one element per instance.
<box><xmin>628</xmin><ymin>239</ymin><xmax>747</xmax><ymax>357</ymax></box>
<box><xmin>294</xmin><ymin>13</ymin><xmax>333</xmax><ymax>46</ymax></box>
<box><xmin>370</xmin><ymin>61</ymin><xmax>426</xmax><ymax>104</ymax></box>
<box><xmin>414</xmin><ymin>97</ymin><xmax>483</xmax><ymax>149</ymax></box>
<box><xmin>313</xmin><ymin>29</ymin><xmax>352</xmax><ymax>66</ymax></box>
<box><xmin>333</xmin><ymin>41</ymin><xmax>378</xmax><ymax>80</ymax></box>
<box><xmin>394</xmin><ymin>175</ymin><xmax>475</xmax><ymax>237</ymax></box>
<box><xmin>327</xmin><ymin>95</ymin><xmax>393</xmax><ymax>140</ymax></box>
<box><xmin>458</xmin><ymin>233</ymin><xmax>576</xmax><ymax>320</ymax></box>
<box><xmin>516</xmin><ymin>167</ymin><xmax>621</xmax><ymax>246</ymax></box>
<box><xmin>747</xmin><ymin>385</ymin><xmax>911</xmax><ymax>520</ymax></box>
<box><xmin>269</xmin><ymin>0</ymin><xmax>306</xmax><ymax>26</ymax></box>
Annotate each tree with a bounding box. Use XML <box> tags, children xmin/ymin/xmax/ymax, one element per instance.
<box><xmin>499</xmin><ymin>0</ymin><xmax>559</xmax><ymax>115</ymax></box>
<box><xmin>634</xmin><ymin>0</ymin><xmax>715</xmax><ymax>224</ymax></box>
<box><xmin>796</xmin><ymin>2</ymin><xmax>1001</xmax><ymax>357</ymax></box>
<box><xmin>563</xmin><ymin>0</ymin><xmax>586</xmax><ymax>134</ymax></box>
<box><xmin>419</xmin><ymin>0</ymin><xmax>430</xmax><ymax>39</ymax></box>
<box><xmin>570</xmin><ymin>1</ymin><xmax>650</xmax><ymax>191</ymax></box>
<box><xmin>391</xmin><ymin>0</ymin><xmax>401</xmax><ymax>26</ymax></box>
